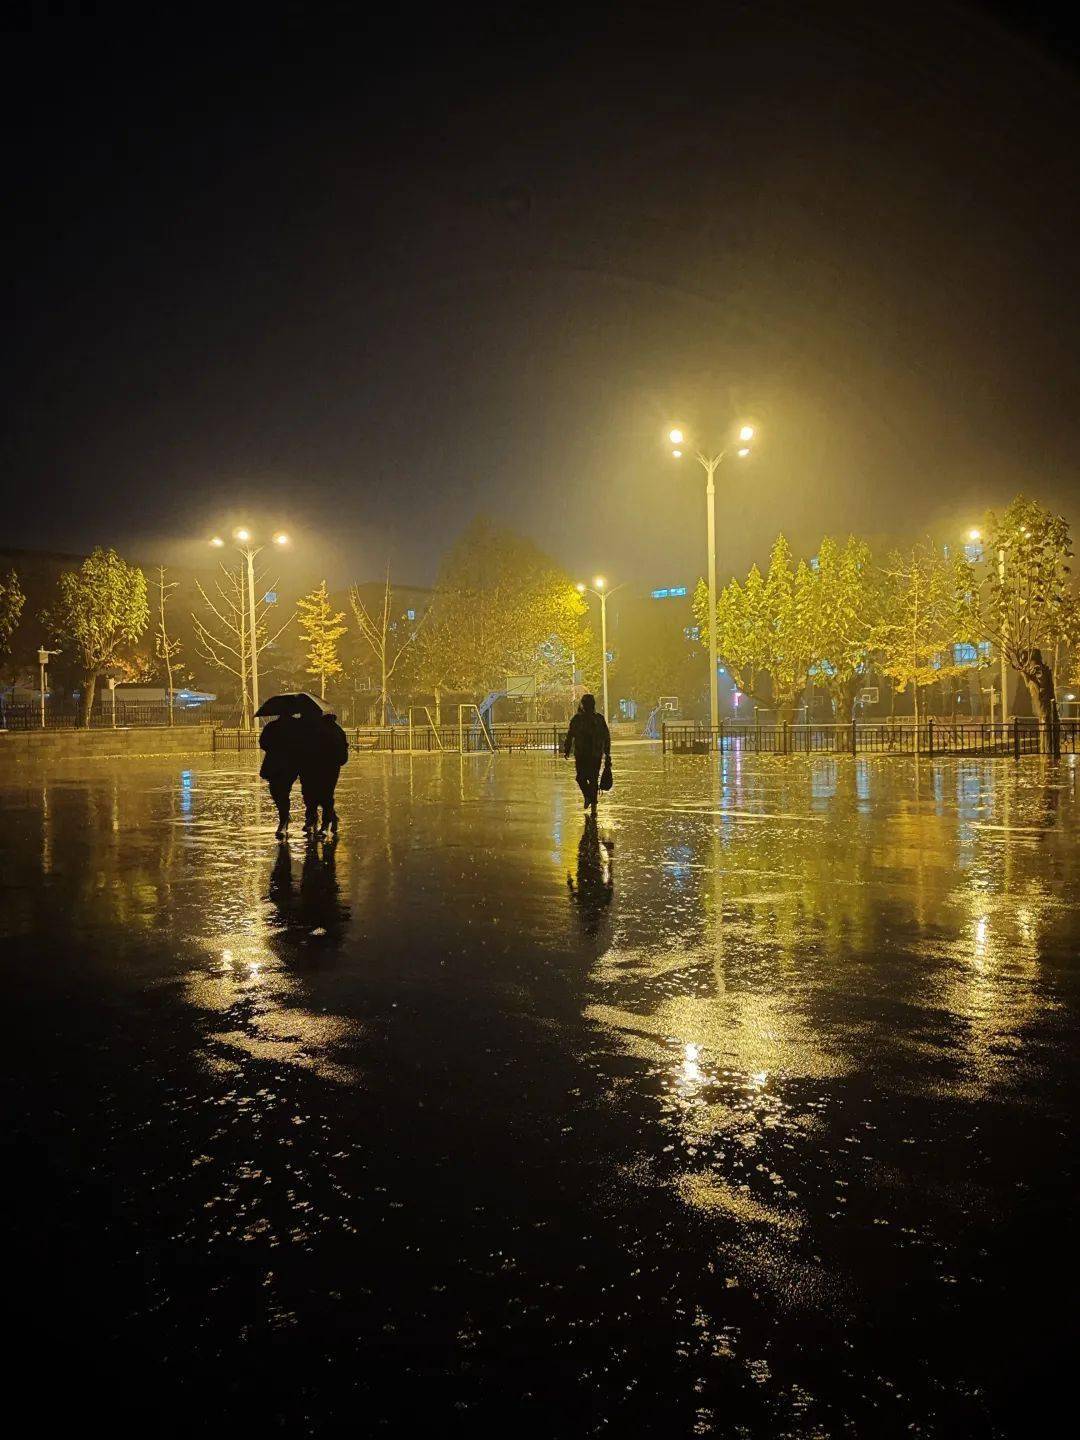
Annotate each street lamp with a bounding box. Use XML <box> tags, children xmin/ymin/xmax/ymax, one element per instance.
<box><xmin>576</xmin><ymin>577</ymin><xmax>625</xmax><ymax>722</ymax></box>
<box><xmin>963</xmin><ymin>524</ymin><xmax>1008</xmax><ymax>723</ymax></box>
<box><xmin>209</xmin><ymin>527</ymin><xmax>291</xmax><ymax>721</ymax></box>
<box><xmin>37</xmin><ymin>647</ymin><xmax>60</xmax><ymax>729</ymax></box>
<box><xmin>669</xmin><ymin>422</ymin><xmax>756</xmax><ymax>729</ymax></box>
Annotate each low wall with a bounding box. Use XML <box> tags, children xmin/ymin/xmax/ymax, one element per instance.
<box><xmin>0</xmin><ymin>725</ymin><xmax>217</xmax><ymax>765</ymax></box>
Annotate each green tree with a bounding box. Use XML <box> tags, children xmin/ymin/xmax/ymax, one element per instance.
<box><xmin>697</xmin><ymin>535</ymin><xmax>819</xmax><ymax>719</ymax></box>
<box><xmin>977</xmin><ymin>495</ymin><xmax>1074</xmax><ymax>724</ymax></box>
<box><xmin>297</xmin><ymin>580</ymin><xmax>347</xmax><ymax>699</ymax></box>
<box><xmin>0</xmin><ymin>570</ymin><xmax>25</xmax><ymax>658</ymax></box>
<box><xmin>872</xmin><ymin>541</ymin><xmax>976</xmax><ymax>724</ymax></box>
<box><xmin>45</xmin><ymin>548</ymin><xmax>149</xmax><ymax>726</ymax></box>
<box><xmin>815</xmin><ymin>535</ymin><xmax>885</xmax><ymax>717</ymax></box>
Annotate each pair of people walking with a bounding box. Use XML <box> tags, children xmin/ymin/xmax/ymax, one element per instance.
<box><xmin>260</xmin><ymin>709</ymin><xmax>349</xmax><ymax>839</ymax></box>
<box><xmin>563</xmin><ymin>693</ymin><xmax>612</xmax><ymax>815</ymax></box>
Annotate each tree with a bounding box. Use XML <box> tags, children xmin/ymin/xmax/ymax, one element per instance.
<box><xmin>297</xmin><ymin>580</ymin><xmax>347</xmax><ymax>699</ymax></box>
<box><xmin>977</xmin><ymin>495</ymin><xmax>1074</xmax><ymax>725</ymax></box>
<box><xmin>613</xmin><ymin>600</ymin><xmax>701</xmax><ymax>718</ymax></box>
<box><xmin>814</xmin><ymin>536</ymin><xmax>885</xmax><ymax>717</ymax></box>
<box><xmin>44</xmin><ymin>548</ymin><xmax>149</xmax><ymax>726</ymax></box>
<box><xmin>0</xmin><ymin>571</ymin><xmax>25</xmax><ymax>659</ymax></box>
<box><xmin>697</xmin><ymin>534</ymin><xmax>820</xmax><ymax>719</ymax></box>
<box><xmin>153</xmin><ymin>566</ymin><xmax>188</xmax><ymax>722</ymax></box>
<box><xmin>193</xmin><ymin>561</ymin><xmax>292</xmax><ymax>728</ymax></box>
<box><xmin>398</xmin><ymin>594</ymin><xmax>457</xmax><ymax>725</ymax></box>
<box><xmin>349</xmin><ymin>568</ymin><xmax>423</xmax><ymax>725</ymax></box>
<box><xmin>425</xmin><ymin>518</ymin><xmax>589</xmax><ymax>699</ymax></box>
<box><xmin>872</xmin><ymin>541</ymin><xmax>976</xmax><ymax>724</ymax></box>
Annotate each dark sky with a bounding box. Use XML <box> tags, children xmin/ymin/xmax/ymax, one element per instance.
<box><xmin>6</xmin><ymin>0</ymin><xmax>1080</xmax><ymax>589</ymax></box>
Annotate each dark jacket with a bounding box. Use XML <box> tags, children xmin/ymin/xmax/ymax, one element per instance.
<box><xmin>259</xmin><ymin>714</ymin><xmax>306</xmax><ymax>780</ymax></box>
<box><xmin>564</xmin><ymin>710</ymin><xmax>611</xmax><ymax>767</ymax></box>
<box><xmin>302</xmin><ymin>717</ymin><xmax>349</xmax><ymax>777</ymax></box>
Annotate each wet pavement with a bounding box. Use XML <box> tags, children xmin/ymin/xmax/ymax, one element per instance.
<box><xmin>3</xmin><ymin>748</ymin><xmax>1079</xmax><ymax>1436</ymax></box>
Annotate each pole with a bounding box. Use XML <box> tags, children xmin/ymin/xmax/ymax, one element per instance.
<box><xmin>705</xmin><ymin>457</ymin><xmax>719</xmax><ymax>730</ymax></box>
<box><xmin>40</xmin><ymin>660</ymin><xmax>46</xmax><ymax>729</ymax></box>
<box><xmin>245</xmin><ymin>548</ymin><xmax>260</xmax><ymax>719</ymax></box>
<box><xmin>998</xmin><ymin>547</ymin><xmax>1009</xmax><ymax>723</ymax></box>
<box><xmin>600</xmin><ymin>591</ymin><xmax>609</xmax><ymax>722</ymax></box>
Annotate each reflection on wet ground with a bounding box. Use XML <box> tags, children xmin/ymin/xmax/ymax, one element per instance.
<box><xmin>3</xmin><ymin>750</ymin><xmax>1079</xmax><ymax>1435</ymax></box>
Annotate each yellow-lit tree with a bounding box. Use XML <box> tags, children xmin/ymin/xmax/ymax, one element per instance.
<box><xmin>297</xmin><ymin>580</ymin><xmax>347</xmax><ymax>699</ymax></box>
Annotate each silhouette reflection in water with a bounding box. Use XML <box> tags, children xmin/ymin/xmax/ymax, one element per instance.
<box><xmin>268</xmin><ymin>838</ymin><xmax>351</xmax><ymax>949</ymax></box>
<box><xmin>567</xmin><ymin>815</ymin><xmax>614</xmax><ymax>940</ymax></box>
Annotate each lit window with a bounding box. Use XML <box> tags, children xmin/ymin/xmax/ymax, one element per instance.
<box><xmin>651</xmin><ymin>588</ymin><xmax>670</xmax><ymax>599</ymax></box>
<box><xmin>406</xmin><ymin>608</ymin><xmax>416</xmax><ymax>621</ymax></box>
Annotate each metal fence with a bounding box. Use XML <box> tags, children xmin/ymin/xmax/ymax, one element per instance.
<box><xmin>211</xmin><ymin>723</ymin><xmax>563</xmax><ymax>756</ymax></box>
<box><xmin>662</xmin><ymin>719</ymin><xmax>1079</xmax><ymax>759</ymax></box>
<box><xmin>2</xmin><ymin>700</ymin><xmax>230</xmax><ymax>731</ymax></box>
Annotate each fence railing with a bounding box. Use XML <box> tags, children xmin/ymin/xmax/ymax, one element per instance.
<box><xmin>211</xmin><ymin>723</ymin><xmax>563</xmax><ymax>756</ymax></box>
<box><xmin>661</xmin><ymin>719</ymin><xmax>1079</xmax><ymax>759</ymax></box>
<box><xmin>2</xmin><ymin>701</ymin><xmax>230</xmax><ymax>732</ymax></box>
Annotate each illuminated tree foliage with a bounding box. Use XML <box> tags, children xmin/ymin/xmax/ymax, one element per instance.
<box><xmin>697</xmin><ymin>534</ymin><xmax>820</xmax><ymax>718</ymax></box>
<box><xmin>872</xmin><ymin>541</ymin><xmax>976</xmax><ymax>725</ymax></box>
<box><xmin>977</xmin><ymin>496</ymin><xmax>1074</xmax><ymax>724</ymax></box>
<box><xmin>814</xmin><ymin>536</ymin><xmax>885</xmax><ymax>717</ymax></box>
<box><xmin>424</xmin><ymin>519</ymin><xmax>589</xmax><ymax>699</ymax></box>
<box><xmin>0</xmin><ymin>570</ymin><xmax>25</xmax><ymax>657</ymax></box>
<box><xmin>297</xmin><ymin>579</ymin><xmax>347</xmax><ymax>699</ymax></box>
<box><xmin>45</xmin><ymin>548</ymin><xmax>149</xmax><ymax>726</ymax></box>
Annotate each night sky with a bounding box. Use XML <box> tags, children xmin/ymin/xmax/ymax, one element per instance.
<box><xmin>6</xmin><ymin>1</ymin><xmax>1080</xmax><ymax>588</ymax></box>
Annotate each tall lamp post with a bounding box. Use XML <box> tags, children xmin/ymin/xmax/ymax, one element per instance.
<box><xmin>576</xmin><ymin>577</ymin><xmax>625</xmax><ymax>722</ymax></box>
<box><xmin>669</xmin><ymin>424</ymin><xmax>755</xmax><ymax>729</ymax></box>
<box><xmin>37</xmin><ymin>647</ymin><xmax>60</xmax><ymax>729</ymax></box>
<box><xmin>966</xmin><ymin>527</ymin><xmax>1009</xmax><ymax>724</ymax></box>
<box><xmin>210</xmin><ymin>528</ymin><xmax>290</xmax><ymax>721</ymax></box>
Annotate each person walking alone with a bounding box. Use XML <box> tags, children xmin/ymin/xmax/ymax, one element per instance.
<box><xmin>564</xmin><ymin>693</ymin><xmax>611</xmax><ymax>815</ymax></box>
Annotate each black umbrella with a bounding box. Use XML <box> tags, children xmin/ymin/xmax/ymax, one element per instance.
<box><xmin>255</xmin><ymin>692</ymin><xmax>335</xmax><ymax>719</ymax></box>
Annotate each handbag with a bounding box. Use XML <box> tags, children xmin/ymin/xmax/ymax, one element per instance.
<box><xmin>599</xmin><ymin>755</ymin><xmax>613</xmax><ymax>791</ymax></box>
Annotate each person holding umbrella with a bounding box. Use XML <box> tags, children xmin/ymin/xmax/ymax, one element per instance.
<box><xmin>257</xmin><ymin>693</ymin><xmax>347</xmax><ymax>840</ymax></box>
<box><xmin>259</xmin><ymin>710</ymin><xmax>308</xmax><ymax>839</ymax></box>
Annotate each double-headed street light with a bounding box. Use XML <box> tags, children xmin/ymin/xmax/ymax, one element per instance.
<box><xmin>209</xmin><ymin>528</ymin><xmax>290</xmax><ymax>719</ymax></box>
<box><xmin>669</xmin><ymin>423</ymin><xmax>755</xmax><ymax>729</ymax></box>
<box><xmin>576</xmin><ymin>576</ymin><xmax>625</xmax><ymax>723</ymax></box>
<box><xmin>964</xmin><ymin>525</ymin><xmax>1009</xmax><ymax>723</ymax></box>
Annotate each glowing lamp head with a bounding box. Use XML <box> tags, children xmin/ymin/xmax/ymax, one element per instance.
<box><xmin>968</xmin><ymin>528</ymin><xmax>982</xmax><ymax>542</ymax></box>
<box><xmin>594</xmin><ymin>576</ymin><xmax>606</xmax><ymax>591</ymax></box>
<box><xmin>668</xmin><ymin>428</ymin><xmax>683</xmax><ymax>445</ymax></box>
<box><xmin>210</xmin><ymin>536</ymin><xmax>225</xmax><ymax>548</ymax></box>
<box><xmin>671</xmin><ymin>449</ymin><xmax>682</xmax><ymax>458</ymax></box>
<box><xmin>273</xmin><ymin>531</ymin><xmax>289</xmax><ymax>546</ymax></box>
<box><xmin>575</xmin><ymin>582</ymin><xmax>586</xmax><ymax>593</ymax></box>
<box><xmin>737</xmin><ymin>447</ymin><xmax>751</xmax><ymax>458</ymax></box>
<box><xmin>233</xmin><ymin>527</ymin><xmax>251</xmax><ymax>542</ymax></box>
<box><xmin>739</xmin><ymin>425</ymin><xmax>755</xmax><ymax>442</ymax></box>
